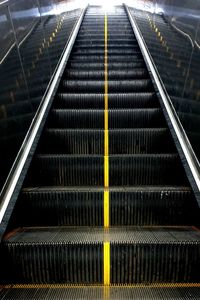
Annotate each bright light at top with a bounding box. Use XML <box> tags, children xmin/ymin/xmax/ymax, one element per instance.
<box><xmin>101</xmin><ymin>0</ymin><xmax>116</xmax><ymax>11</ymax></box>
<box><xmin>89</xmin><ymin>0</ymin><xmax>123</xmax><ymax>11</ymax></box>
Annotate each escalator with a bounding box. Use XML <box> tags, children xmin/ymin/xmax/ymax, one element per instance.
<box><xmin>0</xmin><ymin>9</ymin><xmax>81</xmax><ymax>194</ymax></box>
<box><xmin>1</xmin><ymin>5</ymin><xmax>200</xmax><ymax>299</ymax></box>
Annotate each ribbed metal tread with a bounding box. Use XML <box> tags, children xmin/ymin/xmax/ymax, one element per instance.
<box><xmin>11</xmin><ymin>186</ymin><xmax>197</xmax><ymax>227</ymax></box>
<box><xmin>65</xmin><ymin>69</ymin><xmax>148</xmax><ymax>80</ymax></box>
<box><xmin>2</xmin><ymin>227</ymin><xmax>200</xmax><ymax>284</ymax></box>
<box><xmin>1</xmin><ymin>285</ymin><xmax>200</xmax><ymax>299</ymax></box>
<box><xmin>77</xmin><ymin>33</ymin><xmax>134</xmax><ymax>40</ymax></box>
<box><xmin>55</xmin><ymin>93</ymin><xmax>158</xmax><ymax>109</ymax></box>
<box><xmin>71</xmin><ymin>49</ymin><xmax>140</xmax><ymax>55</ymax></box>
<box><xmin>67</xmin><ymin>62</ymin><xmax>145</xmax><ymax>69</ymax></box>
<box><xmin>21</xmin><ymin>186</ymin><xmax>193</xmax><ymax>192</ymax></box>
<box><xmin>74</xmin><ymin>39</ymin><xmax>138</xmax><ymax>45</ymax></box>
<box><xmin>69</xmin><ymin>55</ymin><xmax>142</xmax><ymax>62</ymax></box>
<box><xmin>73</xmin><ymin>43</ymin><xmax>139</xmax><ymax>48</ymax></box>
<box><xmin>77</xmin><ymin>32</ymin><xmax>134</xmax><ymax>37</ymax></box>
<box><xmin>25</xmin><ymin>154</ymin><xmax>187</xmax><ymax>186</ymax></box>
<box><xmin>39</xmin><ymin>128</ymin><xmax>175</xmax><ymax>154</ymax></box>
<box><xmin>61</xmin><ymin>79</ymin><xmax>153</xmax><ymax>93</ymax></box>
<box><xmin>48</xmin><ymin>109</ymin><xmax>165</xmax><ymax>129</ymax></box>
<box><xmin>75</xmin><ymin>38</ymin><xmax>136</xmax><ymax>43</ymax></box>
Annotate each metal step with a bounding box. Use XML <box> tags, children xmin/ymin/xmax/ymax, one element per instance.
<box><xmin>1</xmin><ymin>285</ymin><xmax>200</xmax><ymax>299</ymax></box>
<box><xmin>38</xmin><ymin>128</ymin><xmax>175</xmax><ymax>154</ymax></box>
<box><xmin>67</xmin><ymin>61</ymin><xmax>145</xmax><ymax>69</ymax></box>
<box><xmin>48</xmin><ymin>109</ymin><xmax>165</xmax><ymax>129</ymax></box>
<box><xmin>64</xmin><ymin>69</ymin><xmax>148</xmax><ymax>80</ymax></box>
<box><xmin>55</xmin><ymin>93</ymin><xmax>158</xmax><ymax>109</ymax></box>
<box><xmin>25</xmin><ymin>154</ymin><xmax>186</xmax><ymax>186</ymax></box>
<box><xmin>1</xmin><ymin>227</ymin><xmax>200</xmax><ymax>284</ymax></box>
<box><xmin>10</xmin><ymin>186</ymin><xmax>197</xmax><ymax>227</ymax></box>
<box><xmin>71</xmin><ymin>49</ymin><xmax>140</xmax><ymax>55</ymax></box>
<box><xmin>61</xmin><ymin>79</ymin><xmax>153</xmax><ymax>93</ymax></box>
<box><xmin>69</xmin><ymin>54</ymin><xmax>142</xmax><ymax>62</ymax></box>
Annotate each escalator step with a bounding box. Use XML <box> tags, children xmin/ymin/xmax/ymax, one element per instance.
<box><xmin>55</xmin><ymin>93</ymin><xmax>158</xmax><ymax>109</ymax></box>
<box><xmin>73</xmin><ymin>43</ymin><xmax>139</xmax><ymax>49</ymax></box>
<box><xmin>39</xmin><ymin>129</ymin><xmax>104</xmax><ymax>154</ymax></box>
<box><xmin>25</xmin><ymin>154</ymin><xmax>185</xmax><ymax>186</ymax></box>
<box><xmin>48</xmin><ymin>109</ymin><xmax>104</xmax><ymax>129</ymax></box>
<box><xmin>2</xmin><ymin>227</ymin><xmax>200</xmax><ymax>284</ymax></box>
<box><xmin>71</xmin><ymin>49</ymin><xmax>140</xmax><ymax>55</ymax></box>
<box><xmin>15</xmin><ymin>188</ymin><xmax>104</xmax><ymax>227</ymax></box>
<box><xmin>25</xmin><ymin>155</ymin><xmax>104</xmax><ymax>186</ymax></box>
<box><xmin>74</xmin><ymin>40</ymin><xmax>138</xmax><ymax>46</ymax></box>
<box><xmin>1</xmin><ymin>285</ymin><xmax>200</xmax><ymax>299</ymax></box>
<box><xmin>110</xmin><ymin>227</ymin><xmax>200</xmax><ymax>284</ymax></box>
<box><xmin>110</xmin><ymin>187</ymin><xmax>198</xmax><ymax>226</ymax></box>
<box><xmin>76</xmin><ymin>36</ymin><xmax>135</xmax><ymax>41</ymax></box>
<box><xmin>109</xmin><ymin>154</ymin><xmax>187</xmax><ymax>186</ymax></box>
<box><xmin>108</xmin><ymin>109</ymin><xmax>165</xmax><ymax>128</ymax></box>
<box><xmin>80</xmin><ymin>29</ymin><xmax>133</xmax><ymax>33</ymax></box>
<box><xmin>109</xmin><ymin>129</ymin><xmax>175</xmax><ymax>154</ymax></box>
<box><xmin>11</xmin><ymin>187</ymin><xmax>198</xmax><ymax>227</ymax></box>
<box><xmin>69</xmin><ymin>55</ymin><xmax>142</xmax><ymax>62</ymax></box>
<box><xmin>77</xmin><ymin>33</ymin><xmax>134</xmax><ymax>38</ymax></box>
<box><xmin>48</xmin><ymin>109</ymin><xmax>165</xmax><ymax>129</ymax></box>
<box><xmin>67</xmin><ymin>61</ymin><xmax>144</xmax><ymax>69</ymax></box>
<box><xmin>65</xmin><ymin>69</ymin><xmax>148</xmax><ymax>80</ymax></box>
<box><xmin>61</xmin><ymin>80</ymin><xmax>153</xmax><ymax>93</ymax></box>
<box><xmin>38</xmin><ymin>128</ymin><xmax>175</xmax><ymax>154</ymax></box>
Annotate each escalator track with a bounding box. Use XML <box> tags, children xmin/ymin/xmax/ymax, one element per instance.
<box><xmin>1</xmin><ymin>5</ymin><xmax>200</xmax><ymax>299</ymax></box>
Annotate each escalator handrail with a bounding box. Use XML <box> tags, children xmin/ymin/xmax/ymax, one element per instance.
<box><xmin>125</xmin><ymin>4</ymin><xmax>200</xmax><ymax>206</ymax></box>
<box><xmin>0</xmin><ymin>5</ymin><xmax>88</xmax><ymax>237</ymax></box>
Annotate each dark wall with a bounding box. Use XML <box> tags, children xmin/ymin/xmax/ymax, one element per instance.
<box><xmin>0</xmin><ymin>0</ymin><xmax>83</xmax><ymax>192</ymax></box>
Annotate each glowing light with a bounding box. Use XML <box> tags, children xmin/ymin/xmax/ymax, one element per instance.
<box><xmin>101</xmin><ymin>0</ymin><xmax>116</xmax><ymax>11</ymax></box>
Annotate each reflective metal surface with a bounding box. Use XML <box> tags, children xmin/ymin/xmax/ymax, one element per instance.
<box><xmin>0</xmin><ymin>0</ymin><xmax>83</xmax><ymax>192</ymax></box>
<box><xmin>0</xmin><ymin>5</ymin><xmax>86</xmax><ymax>232</ymax></box>
<box><xmin>126</xmin><ymin>4</ymin><xmax>200</xmax><ymax>207</ymax></box>
<box><xmin>128</xmin><ymin>0</ymin><xmax>200</xmax><ymax>164</ymax></box>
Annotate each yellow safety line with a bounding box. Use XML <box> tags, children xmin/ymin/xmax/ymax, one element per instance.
<box><xmin>103</xmin><ymin>13</ymin><xmax>110</xmax><ymax>289</ymax></box>
<box><xmin>104</xmin><ymin>190</ymin><xmax>109</xmax><ymax>228</ymax></box>
<box><xmin>104</xmin><ymin>12</ymin><xmax>109</xmax><ymax>229</ymax></box>
<box><xmin>104</xmin><ymin>242</ymin><xmax>110</xmax><ymax>286</ymax></box>
<box><xmin>103</xmin><ymin>286</ymin><xmax>110</xmax><ymax>300</ymax></box>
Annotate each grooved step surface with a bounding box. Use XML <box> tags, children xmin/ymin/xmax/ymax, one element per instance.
<box><xmin>48</xmin><ymin>109</ymin><xmax>165</xmax><ymax>129</ymax></box>
<box><xmin>61</xmin><ymin>79</ymin><xmax>153</xmax><ymax>93</ymax></box>
<box><xmin>2</xmin><ymin>227</ymin><xmax>200</xmax><ymax>284</ymax></box>
<box><xmin>25</xmin><ymin>154</ymin><xmax>186</xmax><ymax>186</ymax></box>
<box><xmin>55</xmin><ymin>93</ymin><xmax>158</xmax><ymax>109</ymax></box>
<box><xmin>4</xmin><ymin>226</ymin><xmax>200</xmax><ymax>248</ymax></box>
<box><xmin>38</xmin><ymin>128</ymin><xmax>175</xmax><ymax>154</ymax></box>
<box><xmin>10</xmin><ymin>186</ymin><xmax>197</xmax><ymax>227</ymax></box>
<box><xmin>72</xmin><ymin>49</ymin><xmax>141</xmax><ymax>55</ymax></box>
<box><xmin>67</xmin><ymin>61</ymin><xmax>145</xmax><ymax>69</ymax></box>
<box><xmin>1</xmin><ymin>285</ymin><xmax>200</xmax><ymax>299</ymax></box>
<box><xmin>65</xmin><ymin>69</ymin><xmax>148</xmax><ymax>79</ymax></box>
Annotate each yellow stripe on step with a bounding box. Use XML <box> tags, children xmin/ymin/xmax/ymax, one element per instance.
<box><xmin>104</xmin><ymin>13</ymin><xmax>109</xmax><ymax>228</ymax></box>
<box><xmin>104</xmin><ymin>241</ymin><xmax>110</xmax><ymax>286</ymax></box>
<box><xmin>104</xmin><ymin>190</ymin><xmax>109</xmax><ymax>228</ymax></box>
